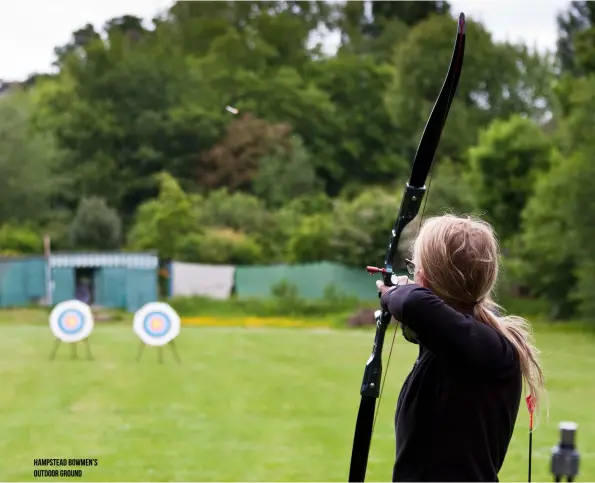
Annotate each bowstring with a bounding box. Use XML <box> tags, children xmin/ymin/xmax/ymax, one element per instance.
<box><xmin>372</xmin><ymin>321</ymin><xmax>399</xmax><ymax>434</ymax></box>
<box><xmin>418</xmin><ymin>170</ymin><xmax>434</xmax><ymax>231</ymax></box>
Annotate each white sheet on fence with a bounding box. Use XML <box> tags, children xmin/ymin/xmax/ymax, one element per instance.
<box><xmin>171</xmin><ymin>262</ymin><xmax>235</xmax><ymax>299</ymax></box>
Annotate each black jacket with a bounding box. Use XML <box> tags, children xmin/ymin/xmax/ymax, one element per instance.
<box><xmin>381</xmin><ymin>284</ymin><xmax>522</xmax><ymax>482</ymax></box>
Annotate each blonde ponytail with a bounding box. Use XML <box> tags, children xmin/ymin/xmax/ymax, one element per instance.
<box><xmin>473</xmin><ymin>298</ymin><xmax>546</xmax><ymax>413</ymax></box>
<box><xmin>412</xmin><ymin>214</ymin><xmax>547</xmax><ymax>415</ymax></box>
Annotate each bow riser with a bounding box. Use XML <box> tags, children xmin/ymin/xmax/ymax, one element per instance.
<box><xmin>383</xmin><ymin>184</ymin><xmax>427</xmax><ymax>285</ymax></box>
<box><xmin>360</xmin><ymin>310</ymin><xmax>388</xmax><ymax>397</ymax></box>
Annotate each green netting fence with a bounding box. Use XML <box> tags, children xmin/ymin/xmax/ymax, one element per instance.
<box><xmin>235</xmin><ymin>261</ymin><xmax>407</xmax><ymax>301</ymax></box>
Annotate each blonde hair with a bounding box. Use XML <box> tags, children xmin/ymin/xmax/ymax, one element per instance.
<box><xmin>412</xmin><ymin>214</ymin><xmax>546</xmax><ymax>411</ymax></box>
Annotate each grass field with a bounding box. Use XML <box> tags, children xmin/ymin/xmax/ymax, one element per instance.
<box><xmin>0</xmin><ymin>312</ymin><xmax>593</xmax><ymax>482</ymax></box>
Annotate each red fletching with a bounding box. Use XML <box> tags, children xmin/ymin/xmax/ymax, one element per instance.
<box><xmin>526</xmin><ymin>395</ymin><xmax>535</xmax><ymax>430</ymax></box>
<box><xmin>526</xmin><ymin>395</ymin><xmax>535</xmax><ymax>414</ymax></box>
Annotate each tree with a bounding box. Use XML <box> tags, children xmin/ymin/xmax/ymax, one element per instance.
<box><xmin>371</xmin><ymin>1</ymin><xmax>450</xmax><ymax>27</ymax></box>
<box><xmin>167</xmin><ymin>0</ymin><xmax>335</xmax><ymax>69</ymax></box>
<box><xmin>127</xmin><ymin>172</ymin><xmax>197</xmax><ymax>259</ymax></box>
<box><xmin>547</xmin><ymin>75</ymin><xmax>595</xmax><ymax>318</ymax></box>
<box><xmin>513</xmin><ymin>149</ymin><xmax>578</xmax><ymax>319</ymax></box>
<box><xmin>195</xmin><ymin>62</ymin><xmax>338</xmax><ymax>191</ymax></box>
<box><xmin>0</xmin><ymin>90</ymin><xmax>62</xmax><ymax>225</ymax></box>
<box><xmin>556</xmin><ymin>1</ymin><xmax>595</xmax><ymax>76</ymax></box>
<box><xmin>35</xmin><ymin>20</ymin><xmax>227</xmax><ymax>218</ymax></box>
<box><xmin>386</xmin><ymin>15</ymin><xmax>554</xmax><ymax>167</ymax></box>
<box><xmin>253</xmin><ymin>136</ymin><xmax>322</xmax><ymax>208</ymax></box>
<box><xmin>337</xmin><ymin>1</ymin><xmax>449</xmax><ymax>61</ymax></box>
<box><xmin>0</xmin><ymin>225</ymin><xmax>42</xmax><ymax>255</ymax></box>
<box><xmin>178</xmin><ymin>228</ymin><xmax>263</xmax><ymax>264</ymax></box>
<box><xmin>466</xmin><ymin>115</ymin><xmax>552</xmax><ymax>242</ymax></box>
<box><xmin>307</xmin><ymin>53</ymin><xmax>407</xmax><ymax>191</ymax></box>
<box><xmin>69</xmin><ymin>197</ymin><xmax>122</xmax><ymax>250</ymax></box>
<box><xmin>424</xmin><ymin>158</ymin><xmax>475</xmax><ymax>216</ymax></box>
<box><xmin>283</xmin><ymin>186</ymin><xmax>420</xmax><ymax>267</ymax></box>
<box><xmin>195</xmin><ymin>189</ymin><xmax>286</xmax><ymax>262</ymax></box>
<box><xmin>331</xmin><ymin>187</ymin><xmax>414</xmax><ymax>268</ymax></box>
<box><xmin>53</xmin><ymin>24</ymin><xmax>101</xmax><ymax>66</ymax></box>
<box><xmin>286</xmin><ymin>214</ymin><xmax>334</xmax><ymax>262</ymax></box>
<box><xmin>198</xmin><ymin>114</ymin><xmax>292</xmax><ymax>191</ymax></box>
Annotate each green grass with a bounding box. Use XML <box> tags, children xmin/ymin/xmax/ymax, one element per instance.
<box><xmin>0</xmin><ymin>317</ymin><xmax>593</xmax><ymax>481</ymax></box>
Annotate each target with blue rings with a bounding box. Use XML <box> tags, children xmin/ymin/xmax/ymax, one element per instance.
<box><xmin>143</xmin><ymin>312</ymin><xmax>171</xmax><ymax>337</ymax></box>
<box><xmin>49</xmin><ymin>300</ymin><xmax>94</xmax><ymax>343</ymax></box>
<box><xmin>134</xmin><ymin>302</ymin><xmax>180</xmax><ymax>347</ymax></box>
<box><xmin>57</xmin><ymin>309</ymin><xmax>85</xmax><ymax>334</ymax></box>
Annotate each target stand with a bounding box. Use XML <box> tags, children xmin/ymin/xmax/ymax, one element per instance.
<box><xmin>48</xmin><ymin>300</ymin><xmax>95</xmax><ymax>361</ymax></box>
<box><xmin>133</xmin><ymin>302</ymin><xmax>181</xmax><ymax>364</ymax></box>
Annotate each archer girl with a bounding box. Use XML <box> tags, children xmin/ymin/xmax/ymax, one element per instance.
<box><xmin>376</xmin><ymin>214</ymin><xmax>545</xmax><ymax>482</ymax></box>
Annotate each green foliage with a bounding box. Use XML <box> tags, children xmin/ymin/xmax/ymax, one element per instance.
<box><xmin>253</xmin><ymin>136</ymin><xmax>322</xmax><ymax>208</ymax></box>
<box><xmin>514</xmin><ymin>150</ymin><xmax>579</xmax><ymax>318</ymax></box>
<box><xmin>269</xmin><ymin>279</ymin><xmax>304</xmax><ymax>314</ymax></box>
<box><xmin>556</xmin><ymin>1</ymin><xmax>595</xmax><ymax>76</ymax></box>
<box><xmin>69</xmin><ymin>197</ymin><xmax>122</xmax><ymax>250</ymax></box>
<box><xmin>178</xmin><ymin>228</ymin><xmax>263</xmax><ymax>265</ymax></box>
<box><xmin>32</xmin><ymin>24</ymin><xmax>226</xmax><ymax>217</ymax></box>
<box><xmin>386</xmin><ymin>15</ymin><xmax>554</xmax><ymax>165</ymax></box>
<box><xmin>8</xmin><ymin>2</ymin><xmax>594</xmax><ymax>322</ymax></box>
<box><xmin>0</xmin><ymin>91</ymin><xmax>62</xmax><ymax>225</ymax></box>
<box><xmin>127</xmin><ymin>172</ymin><xmax>197</xmax><ymax>259</ymax></box>
<box><xmin>512</xmin><ymin>71</ymin><xmax>595</xmax><ymax>319</ymax></box>
<box><xmin>424</xmin><ymin>158</ymin><xmax>475</xmax><ymax>216</ymax></box>
<box><xmin>331</xmin><ymin>188</ymin><xmax>404</xmax><ymax>267</ymax></box>
<box><xmin>196</xmin><ymin>189</ymin><xmax>271</xmax><ymax>234</ymax></box>
<box><xmin>0</xmin><ymin>225</ymin><xmax>41</xmax><ymax>255</ymax></box>
<box><xmin>287</xmin><ymin>214</ymin><xmax>334</xmax><ymax>263</ymax></box>
<box><xmin>289</xmin><ymin>192</ymin><xmax>334</xmax><ymax>214</ymax></box>
<box><xmin>195</xmin><ymin>189</ymin><xmax>283</xmax><ymax>261</ymax></box>
<box><xmin>467</xmin><ymin>115</ymin><xmax>553</xmax><ymax>242</ymax></box>
<box><xmin>270</xmin><ymin>279</ymin><xmax>300</xmax><ymax>300</ymax></box>
<box><xmin>307</xmin><ymin>53</ymin><xmax>405</xmax><ymax>191</ymax></box>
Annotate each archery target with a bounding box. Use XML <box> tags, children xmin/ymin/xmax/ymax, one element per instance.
<box><xmin>133</xmin><ymin>302</ymin><xmax>180</xmax><ymax>347</ymax></box>
<box><xmin>49</xmin><ymin>300</ymin><xmax>94</xmax><ymax>343</ymax></box>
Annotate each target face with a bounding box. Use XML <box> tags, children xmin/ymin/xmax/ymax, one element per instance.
<box><xmin>49</xmin><ymin>300</ymin><xmax>94</xmax><ymax>343</ymax></box>
<box><xmin>133</xmin><ymin>302</ymin><xmax>180</xmax><ymax>347</ymax></box>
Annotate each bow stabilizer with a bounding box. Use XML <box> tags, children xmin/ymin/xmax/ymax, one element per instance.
<box><xmin>347</xmin><ymin>13</ymin><xmax>466</xmax><ymax>482</ymax></box>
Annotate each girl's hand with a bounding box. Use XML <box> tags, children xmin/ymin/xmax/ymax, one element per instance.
<box><xmin>375</xmin><ymin>275</ymin><xmax>411</xmax><ymax>295</ymax></box>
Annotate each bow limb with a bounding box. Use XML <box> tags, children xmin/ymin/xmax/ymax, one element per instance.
<box><xmin>347</xmin><ymin>13</ymin><xmax>466</xmax><ymax>483</ymax></box>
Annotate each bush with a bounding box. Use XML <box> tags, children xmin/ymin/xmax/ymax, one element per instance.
<box><xmin>69</xmin><ymin>197</ymin><xmax>122</xmax><ymax>250</ymax></box>
<box><xmin>178</xmin><ymin>228</ymin><xmax>263</xmax><ymax>265</ymax></box>
<box><xmin>0</xmin><ymin>225</ymin><xmax>41</xmax><ymax>254</ymax></box>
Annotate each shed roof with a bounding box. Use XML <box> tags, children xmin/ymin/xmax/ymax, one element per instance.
<box><xmin>49</xmin><ymin>252</ymin><xmax>158</xmax><ymax>269</ymax></box>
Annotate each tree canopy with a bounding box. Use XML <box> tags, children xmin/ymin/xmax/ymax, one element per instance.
<box><xmin>3</xmin><ymin>0</ymin><xmax>595</xmax><ymax>319</ymax></box>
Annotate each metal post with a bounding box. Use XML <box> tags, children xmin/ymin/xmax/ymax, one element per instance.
<box><xmin>551</xmin><ymin>422</ymin><xmax>580</xmax><ymax>482</ymax></box>
<box><xmin>43</xmin><ymin>234</ymin><xmax>53</xmax><ymax>306</ymax></box>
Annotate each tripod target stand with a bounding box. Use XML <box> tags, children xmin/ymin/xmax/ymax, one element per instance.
<box><xmin>133</xmin><ymin>302</ymin><xmax>182</xmax><ymax>364</ymax></box>
<box><xmin>48</xmin><ymin>300</ymin><xmax>95</xmax><ymax>361</ymax></box>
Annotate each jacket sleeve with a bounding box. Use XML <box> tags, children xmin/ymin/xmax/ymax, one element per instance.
<box><xmin>381</xmin><ymin>284</ymin><xmax>518</xmax><ymax>374</ymax></box>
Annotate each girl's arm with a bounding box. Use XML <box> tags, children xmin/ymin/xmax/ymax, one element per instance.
<box><xmin>381</xmin><ymin>284</ymin><xmax>517</xmax><ymax>374</ymax></box>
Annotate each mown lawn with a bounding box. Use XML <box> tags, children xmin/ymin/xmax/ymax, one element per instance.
<box><xmin>0</xmin><ymin>315</ymin><xmax>593</xmax><ymax>481</ymax></box>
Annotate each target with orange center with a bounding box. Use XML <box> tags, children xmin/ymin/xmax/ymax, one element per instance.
<box><xmin>58</xmin><ymin>310</ymin><xmax>84</xmax><ymax>334</ymax></box>
<box><xmin>49</xmin><ymin>300</ymin><xmax>94</xmax><ymax>343</ymax></box>
<box><xmin>133</xmin><ymin>302</ymin><xmax>180</xmax><ymax>347</ymax></box>
<box><xmin>143</xmin><ymin>312</ymin><xmax>171</xmax><ymax>338</ymax></box>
